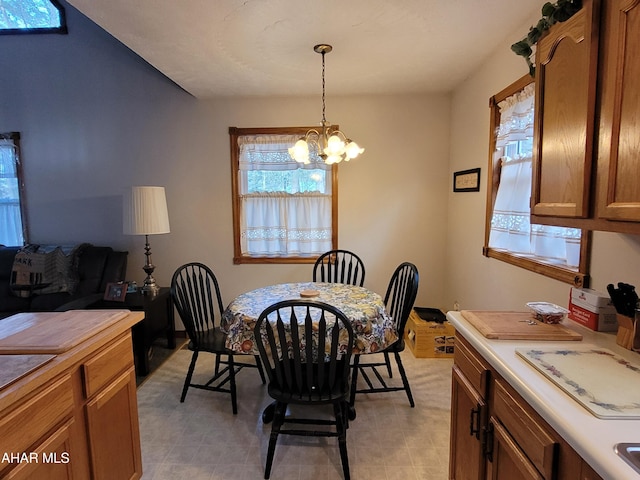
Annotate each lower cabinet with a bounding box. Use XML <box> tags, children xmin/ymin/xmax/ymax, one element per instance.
<box><xmin>489</xmin><ymin>380</ymin><xmax>557</xmax><ymax>479</ymax></box>
<box><xmin>449</xmin><ymin>335</ymin><xmax>491</xmax><ymax>480</ymax></box>
<box><xmin>2</xmin><ymin>420</ymin><xmax>76</xmax><ymax>480</ymax></box>
<box><xmin>86</xmin><ymin>368</ymin><xmax>141</xmax><ymax>480</ymax></box>
<box><xmin>581</xmin><ymin>460</ymin><xmax>605</xmax><ymax>480</ymax></box>
<box><xmin>3</xmin><ymin>419</ymin><xmax>75</xmax><ymax>480</ymax></box>
<box><xmin>450</xmin><ymin>366</ymin><xmax>487</xmax><ymax>479</ymax></box>
<box><xmin>487</xmin><ymin>417</ymin><xmax>544</xmax><ymax>480</ymax></box>
<box><xmin>0</xmin><ymin>330</ymin><xmax>142</xmax><ymax>480</ymax></box>
<box><xmin>449</xmin><ymin>333</ymin><xmax>603</xmax><ymax>480</ymax></box>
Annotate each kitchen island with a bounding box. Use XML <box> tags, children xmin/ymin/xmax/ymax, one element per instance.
<box><xmin>0</xmin><ymin>309</ymin><xmax>144</xmax><ymax>479</ymax></box>
<box><xmin>447</xmin><ymin>310</ymin><xmax>640</xmax><ymax>479</ymax></box>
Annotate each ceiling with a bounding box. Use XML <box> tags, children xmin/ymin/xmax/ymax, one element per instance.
<box><xmin>66</xmin><ymin>0</ymin><xmax>541</xmax><ymax>99</ymax></box>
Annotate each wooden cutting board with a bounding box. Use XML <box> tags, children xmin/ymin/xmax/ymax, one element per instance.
<box><xmin>461</xmin><ymin>310</ymin><xmax>583</xmax><ymax>341</ymax></box>
<box><xmin>0</xmin><ymin>310</ymin><xmax>133</xmax><ymax>354</ymax></box>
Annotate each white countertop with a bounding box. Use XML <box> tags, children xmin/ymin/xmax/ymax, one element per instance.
<box><xmin>446</xmin><ymin>310</ymin><xmax>640</xmax><ymax>480</ymax></box>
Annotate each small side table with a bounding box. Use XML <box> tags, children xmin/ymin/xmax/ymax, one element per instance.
<box><xmin>95</xmin><ymin>287</ymin><xmax>176</xmax><ymax>376</ymax></box>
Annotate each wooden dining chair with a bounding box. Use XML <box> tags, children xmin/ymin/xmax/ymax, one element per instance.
<box><xmin>349</xmin><ymin>262</ymin><xmax>419</xmax><ymax>407</ymax></box>
<box><xmin>313</xmin><ymin>249</ymin><xmax>365</xmax><ymax>286</ymax></box>
<box><xmin>254</xmin><ymin>300</ymin><xmax>355</xmax><ymax>480</ymax></box>
<box><xmin>170</xmin><ymin>262</ymin><xmax>265</xmax><ymax>414</ymax></box>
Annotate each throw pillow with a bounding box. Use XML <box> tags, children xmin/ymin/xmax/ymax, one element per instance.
<box><xmin>10</xmin><ymin>245</ymin><xmax>72</xmax><ymax>297</ymax></box>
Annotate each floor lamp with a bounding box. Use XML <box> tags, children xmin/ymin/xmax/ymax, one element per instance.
<box><xmin>123</xmin><ymin>186</ymin><xmax>170</xmax><ymax>294</ymax></box>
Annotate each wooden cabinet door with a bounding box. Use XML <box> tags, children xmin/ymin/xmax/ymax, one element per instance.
<box><xmin>3</xmin><ymin>420</ymin><xmax>75</xmax><ymax>480</ymax></box>
<box><xmin>492</xmin><ymin>380</ymin><xmax>557</xmax><ymax>479</ymax></box>
<box><xmin>487</xmin><ymin>418</ymin><xmax>544</xmax><ymax>480</ymax></box>
<box><xmin>580</xmin><ymin>460</ymin><xmax>604</xmax><ymax>480</ymax></box>
<box><xmin>449</xmin><ymin>365</ymin><xmax>487</xmax><ymax>480</ymax></box>
<box><xmin>85</xmin><ymin>368</ymin><xmax>142</xmax><ymax>480</ymax></box>
<box><xmin>531</xmin><ymin>0</ymin><xmax>600</xmax><ymax>218</ymax></box>
<box><xmin>597</xmin><ymin>0</ymin><xmax>640</xmax><ymax>222</ymax></box>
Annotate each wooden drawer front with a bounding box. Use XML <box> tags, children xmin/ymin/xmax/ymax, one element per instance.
<box><xmin>454</xmin><ymin>334</ymin><xmax>490</xmax><ymax>397</ymax></box>
<box><xmin>83</xmin><ymin>333</ymin><xmax>133</xmax><ymax>398</ymax></box>
<box><xmin>0</xmin><ymin>375</ymin><xmax>74</xmax><ymax>459</ymax></box>
<box><xmin>494</xmin><ymin>379</ymin><xmax>557</xmax><ymax>479</ymax></box>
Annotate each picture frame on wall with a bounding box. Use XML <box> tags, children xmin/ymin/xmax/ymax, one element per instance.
<box><xmin>103</xmin><ymin>282</ymin><xmax>128</xmax><ymax>302</ymax></box>
<box><xmin>453</xmin><ymin>168</ymin><xmax>481</xmax><ymax>192</ymax></box>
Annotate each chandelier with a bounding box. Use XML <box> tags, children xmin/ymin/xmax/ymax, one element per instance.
<box><xmin>288</xmin><ymin>44</ymin><xmax>364</xmax><ymax>165</ymax></box>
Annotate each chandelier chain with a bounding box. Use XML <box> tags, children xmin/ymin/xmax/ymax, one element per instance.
<box><xmin>321</xmin><ymin>50</ymin><xmax>326</xmax><ymax>123</ymax></box>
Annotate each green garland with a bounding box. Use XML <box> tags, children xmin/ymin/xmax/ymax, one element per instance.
<box><xmin>512</xmin><ymin>0</ymin><xmax>582</xmax><ymax>76</ymax></box>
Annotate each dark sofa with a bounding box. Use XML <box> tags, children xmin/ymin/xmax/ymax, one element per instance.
<box><xmin>0</xmin><ymin>244</ymin><xmax>128</xmax><ymax>320</ymax></box>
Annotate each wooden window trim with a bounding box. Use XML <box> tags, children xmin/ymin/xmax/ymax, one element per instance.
<box><xmin>229</xmin><ymin>126</ymin><xmax>338</xmax><ymax>264</ymax></box>
<box><xmin>483</xmin><ymin>75</ymin><xmax>591</xmax><ymax>287</ymax></box>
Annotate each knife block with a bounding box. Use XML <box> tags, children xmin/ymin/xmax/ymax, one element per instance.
<box><xmin>615</xmin><ymin>314</ymin><xmax>636</xmax><ymax>350</ymax></box>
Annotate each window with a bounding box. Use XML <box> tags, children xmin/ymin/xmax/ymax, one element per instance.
<box><xmin>0</xmin><ymin>0</ymin><xmax>67</xmax><ymax>34</ymax></box>
<box><xmin>483</xmin><ymin>76</ymin><xmax>590</xmax><ymax>287</ymax></box>
<box><xmin>0</xmin><ymin>133</ymin><xmax>28</xmax><ymax>246</ymax></box>
<box><xmin>229</xmin><ymin>127</ymin><xmax>337</xmax><ymax>264</ymax></box>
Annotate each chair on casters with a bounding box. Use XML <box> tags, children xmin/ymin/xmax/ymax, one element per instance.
<box><xmin>170</xmin><ymin>262</ymin><xmax>265</xmax><ymax>414</ymax></box>
<box><xmin>349</xmin><ymin>262</ymin><xmax>419</xmax><ymax>407</ymax></box>
<box><xmin>313</xmin><ymin>249</ymin><xmax>365</xmax><ymax>286</ymax></box>
<box><xmin>254</xmin><ymin>300</ymin><xmax>355</xmax><ymax>480</ymax></box>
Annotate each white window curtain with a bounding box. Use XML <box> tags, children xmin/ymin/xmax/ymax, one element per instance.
<box><xmin>238</xmin><ymin>134</ymin><xmax>332</xmax><ymax>257</ymax></box>
<box><xmin>488</xmin><ymin>84</ymin><xmax>581</xmax><ymax>268</ymax></box>
<box><xmin>0</xmin><ymin>138</ymin><xmax>23</xmax><ymax>246</ymax></box>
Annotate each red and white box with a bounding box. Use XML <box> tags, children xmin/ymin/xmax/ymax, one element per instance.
<box><xmin>568</xmin><ymin>288</ymin><xmax>618</xmax><ymax>332</ymax></box>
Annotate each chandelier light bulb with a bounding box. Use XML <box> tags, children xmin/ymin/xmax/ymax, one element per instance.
<box><xmin>288</xmin><ymin>139</ymin><xmax>310</xmax><ymax>163</ymax></box>
<box><xmin>345</xmin><ymin>141</ymin><xmax>364</xmax><ymax>159</ymax></box>
<box><xmin>325</xmin><ymin>135</ymin><xmax>345</xmax><ymax>155</ymax></box>
<box><xmin>325</xmin><ymin>154</ymin><xmax>341</xmax><ymax>165</ymax></box>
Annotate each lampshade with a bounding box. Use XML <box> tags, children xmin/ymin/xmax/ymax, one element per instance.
<box><xmin>123</xmin><ymin>186</ymin><xmax>170</xmax><ymax>235</ymax></box>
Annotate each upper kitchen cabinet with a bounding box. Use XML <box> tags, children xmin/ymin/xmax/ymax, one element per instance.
<box><xmin>531</xmin><ymin>0</ymin><xmax>640</xmax><ymax>234</ymax></box>
<box><xmin>531</xmin><ymin>0</ymin><xmax>600</xmax><ymax>220</ymax></box>
<box><xmin>596</xmin><ymin>0</ymin><xmax>640</xmax><ymax>224</ymax></box>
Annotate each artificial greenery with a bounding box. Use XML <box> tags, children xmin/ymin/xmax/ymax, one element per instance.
<box><xmin>511</xmin><ymin>0</ymin><xmax>582</xmax><ymax>76</ymax></box>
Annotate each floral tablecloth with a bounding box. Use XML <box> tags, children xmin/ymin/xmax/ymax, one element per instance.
<box><xmin>221</xmin><ymin>282</ymin><xmax>398</xmax><ymax>355</ymax></box>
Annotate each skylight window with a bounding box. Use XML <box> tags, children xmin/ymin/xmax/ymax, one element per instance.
<box><xmin>0</xmin><ymin>0</ymin><xmax>67</xmax><ymax>34</ymax></box>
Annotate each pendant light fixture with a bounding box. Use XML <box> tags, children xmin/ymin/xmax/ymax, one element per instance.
<box><xmin>288</xmin><ymin>44</ymin><xmax>364</xmax><ymax>165</ymax></box>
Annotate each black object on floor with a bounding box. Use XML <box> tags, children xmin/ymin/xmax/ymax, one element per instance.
<box><xmin>135</xmin><ymin>338</ymin><xmax>187</xmax><ymax>386</ymax></box>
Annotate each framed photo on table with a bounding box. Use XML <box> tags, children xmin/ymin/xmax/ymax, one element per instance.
<box><xmin>104</xmin><ymin>282</ymin><xmax>128</xmax><ymax>302</ymax></box>
<box><xmin>453</xmin><ymin>168</ymin><xmax>481</xmax><ymax>192</ymax></box>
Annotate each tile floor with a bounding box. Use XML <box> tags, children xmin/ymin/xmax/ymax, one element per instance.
<box><xmin>137</xmin><ymin>348</ymin><xmax>453</xmax><ymax>480</ymax></box>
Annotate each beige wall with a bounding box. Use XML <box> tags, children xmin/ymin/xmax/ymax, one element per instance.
<box><xmin>158</xmin><ymin>93</ymin><xmax>451</xmax><ymax>307</ymax></box>
<box><xmin>445</xmin><ymin>16</ymin><xmax>640</xmax><ymax>312</ymax></box>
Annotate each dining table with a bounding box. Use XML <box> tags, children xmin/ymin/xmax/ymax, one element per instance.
<box><xmin>221</xmin><ymin>281</ymin><xmax>398</xmax><ymax>356</ymax></box>
<box><xmin>221</xmin><ymin>281</ymin><xmax>397</xmax><ymax>422</ymax></box>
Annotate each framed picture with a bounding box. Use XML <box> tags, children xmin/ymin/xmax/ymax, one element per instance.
<box><xmin>104</xmin><ymin>282</ymin><xmax>128</xmax><ymax>302</ymax></box>
<box><xmin>453</xmin><ymin>168</ymin><xmax>481</xmax><ymax>192</ymax></box>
